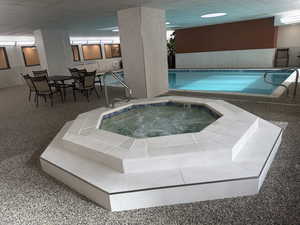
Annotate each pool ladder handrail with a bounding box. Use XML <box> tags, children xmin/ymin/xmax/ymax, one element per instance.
<box><xmin>263</xmin><ymin>67</ymin><xmax>299</xmax><ymax>98</ymax></box>
<box><xmin>263</xmin><ymin>71</ymin><xmax>290</xmax><ymax>97</ymax></box>
<box><xmin>290</xmin><ymin>67</ymin><xmax>299</xmax><ymax>98</ymax></box>
<box><xmin>103</xmin><ymin>70</ymin><xmax>133</xmax><ymax>108</ymax></box>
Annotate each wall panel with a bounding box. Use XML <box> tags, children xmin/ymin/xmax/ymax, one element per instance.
<box><xmin>176</xmin><ymin>18</ymin><xmax>277</xmax><ymax>53</ymax></box>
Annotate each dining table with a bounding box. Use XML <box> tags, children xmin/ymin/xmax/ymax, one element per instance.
<box><xmin>48</xmin><ymin>75</ymin><xmax>75</xmax><ymax>100</ymax></box>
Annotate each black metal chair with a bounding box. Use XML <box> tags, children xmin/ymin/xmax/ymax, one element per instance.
<box><xmin>77</xmin><ymin>69</ymin><xmax>87</xmax><ymax>77</ymax></box>
<box><xmin>73</xmin><ymin>70</ymin><xmax>99</xmax><ymax>102</ymax></box>
<box><xmin>32</xmin><ymin>69</ymin><xmax>56</xmax><ymax>87</ymax></box>
<box><xmin>68</xmin><ymin>68</ymin><xmax>87</xmax><ymax>81</ymax></box>
<box><xmin>94</xmin><ymin>73</ymin><xmax>103</xmax><ymax>91</ymax></box>
<box><xmin>70</xmin><ymin>67</ymin><xmax>102</xmax><ymax>91</ymax></box>
<box><xmin>32</xmin><ymin>69</ymin><xmax>49</xmax><ymax>77</ymax></box>
<box><xmin>21</xmin><ymin>74</ymin><xmax>36</xmax><ymax>102</ymax></box>
<box><xmin>274</xmin><ymin>48</ymin><xmax>289</xmax><ymax>67</ymax></box>
<box><xmin>68</xmin><ymin>68</ymin><xmax>80</xmax><ymax>78</ymax></box>
<box><xmin>31</xmin><ymin>76</ymin><xmax>63</xmax><ymax>107</ymax></box>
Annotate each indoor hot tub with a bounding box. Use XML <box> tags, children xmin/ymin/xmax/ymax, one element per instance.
<box><xmin>100</xmin><ymin>102</ymin><xmax>221</xmax><ymax>138</ymax></box>
<box><xmin>40</xmin><ymin>96</ymin><xmax>283</xmax><ymax>211</ymax></box>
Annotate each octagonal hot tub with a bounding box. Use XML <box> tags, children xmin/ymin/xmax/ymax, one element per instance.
<box><xmin>42</xmin><ymin>96</ymin><xmax>264</xmax><ymax>175</ymax></box>
<box><xmin>40</xmin><ymin>96</ymin><xmax>283</xmax><ymax>211</ymax></box>
<box><xmin>100</xmin><ymin>102</ymin><xmax>221</xmax><ymax>138</ymax></box>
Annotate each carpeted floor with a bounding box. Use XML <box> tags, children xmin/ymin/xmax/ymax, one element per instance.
<box><xmin>0</xmin><ymin>85</ymin><xmax>299</xmax><ymax>225</ymax></box>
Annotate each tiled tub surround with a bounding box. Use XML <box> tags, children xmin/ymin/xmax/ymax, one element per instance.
<box><xmin>40</xmin><ymin>96</ymin><xmax>282</xmax><ymax>211</ymax></box>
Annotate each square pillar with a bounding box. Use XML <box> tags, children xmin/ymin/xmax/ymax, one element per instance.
<box><xmin>34</xmin><ymin>29</ymin><xmax>73</xmax><ymax>76</ymax></box>
<box><xmin>118</xmin><ymin>7</ymin><xmax>168</xmax><ymax>98</ymax></box>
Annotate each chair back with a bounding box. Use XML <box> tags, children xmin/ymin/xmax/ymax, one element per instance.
<box><xmin>274</xmin><ymin>48</ymin><xmax>289</xmax><ymax>67</ymax></box>
<box><xmin>83</xmin><ymin>71</ymin><xmax>96</xmax><ymax>89</ymax></box>
<box><xmin>69</xmin><ymin>68</ymin><xmax>79</xmax><ymax>77</ymax></box>
<box><xmin>31</xmin><ymin>76</ymin><xmax>52</xmax><ymax>93</ymax></box>
<box><xmin>32</xmin><ymin>70</ymin><xmax>49</xmax><ymax>78</ymax></box>
<box><xmin>21</xmin><ymin>74</ymin><xmax>35</xmax><ymax>91</ymax></box>
<box><xmin>77</xmin><ymin>69</ymin><xmax>87</xmax><ymax>77</ymax></box>
<box><xmin>72</xmin><ymin>68</ymin><xmax>86</xmax><ymax>87</ymax></box>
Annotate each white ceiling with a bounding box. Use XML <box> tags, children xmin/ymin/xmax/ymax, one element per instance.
<box><xmin>1</xmin><ymin>0</ymin><xmax>300</xmax><ymax>36</ymax></box>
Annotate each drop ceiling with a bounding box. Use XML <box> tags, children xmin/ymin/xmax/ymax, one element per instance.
<box><xmin>0</xmin><ymin>0</ymin><xmax>300</xmax><ymax>36</ymax></box>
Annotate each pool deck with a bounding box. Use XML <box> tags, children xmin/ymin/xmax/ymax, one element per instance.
<box><xmin>1</xmin><ymin>85</ymin><xmax>299</xmax><ymax>224</ymax></box>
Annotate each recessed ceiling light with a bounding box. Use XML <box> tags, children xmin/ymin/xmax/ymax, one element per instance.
<box><xmin>167</xmin><ymin>25</ymin><xmax>181</xmax><ymax>28</ymax></box>
<box><xmin>96</xmin><ymin>27</ymin><xmax>118</xmax><ymax>31</ymax></box>
<box><xmin>166</xmin><ymin>22</ymin><xmax>171</xmax><ymax>25</ymax></box>
<box><xmin>112</xmin><ymin>29</ymin><xmax>119</xmax><ymax>32</ymax></box>
<box><xmin>280</xmin><ymin>15</ymin><xmax>300</xmax><ymax>24</ymax></box>
<box><xmin>201</xmin><ymin>13</ymin><xmax>227</xmax><ymax>18</ymax></box>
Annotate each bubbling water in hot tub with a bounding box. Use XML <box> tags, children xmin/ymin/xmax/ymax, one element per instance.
<box><xmin>100</xmin><ymin>102</ymin><xmax>220</xmax><ymax>138</ymax></box>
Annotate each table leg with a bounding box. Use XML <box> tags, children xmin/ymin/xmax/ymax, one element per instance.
<box><xmin>99</xmin><ymin>76</ymin><xmax>103</xmax><ymax>91</ymax></box>
<box><xmin>62</xmin><ymin>81</ymin><xmax>66</xmax><ymax>100</ymax></box>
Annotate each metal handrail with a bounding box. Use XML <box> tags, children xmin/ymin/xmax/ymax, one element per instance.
<box><xmin>103</xmin><ymin>70</ymin><xmax>133</xmax><ymax>108</ymax></box>
<box><xmin>263</xmin><ymin>67</ymin><xmax>299</xmax><ymax>98</ymax></box>
<box><xmin>263</xmin><ymin>71</ymin><xmax>289</xmax><ymax>96</ymax></box>
<box><xmin>111</xmin><ymin>72</ymin><xmax>130</xmax><ymax>90</ymax></box>
<box><xmin>291</xmin><ymin>67</ymin><xmax>299</xmax><ymax>98</ymax></box>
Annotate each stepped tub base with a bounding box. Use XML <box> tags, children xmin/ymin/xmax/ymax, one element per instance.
<box><xmin>41</xmin><ymin>96</ymin><xmax>282</xmax><ymax>211</ymax></box>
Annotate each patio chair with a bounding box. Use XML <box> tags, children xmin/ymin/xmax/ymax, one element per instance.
<box><xmin>274</xmin><ymin>48</ymin><xmax>289</xmax><ymax>67</ymax></box>
<box><xmin>94</xmin><ymin>73</ymin><xmax>103</xmax><ymax>91</ymax></box>
<box><xmin>32</xmin><ymin>69</ymin><xmax>49</xmax><ymax>77</ymax></box>
<box><xmin>69</xmin><ymin>68</ymin><xmax>87</xmax><ymax>79</ymax></box>
<box><xmin>77</xmin><ymin>68</ymin><xmax>87</xmax><ymax>76</ymax></box>
<box><xmin>73</xmin><ymin>70</ymin><xmax>99</xmax><ymax>102</ymax></box>
<box><xmin>69</xmin><ymin>68</ymin><xmax>80</xmax><ymax>78</ymax></box>
<box><xmin>30</xmin><ymin>75</ymin><xmax>63</xmax><ymax>107</ymax></box>
<box><xmin>21</xmin><ymin>74</ymin><xmax>36</xmax><ymax>102</ymax></box>
<box><xmin>32</xmin><ymin>69</ymin><xmax>55</xmax><ymax>86</ymax></box>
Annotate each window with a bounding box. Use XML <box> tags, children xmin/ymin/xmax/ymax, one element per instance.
<box><xmin>104</xmin><ymin>44</ymin><xmax>121</xmax><ymax>58</ymax></box>
<box><xmin>82</xmin><ymin>44</ymin><xmax>102</xmax><ymax>60</ymax></box>
<box><xmin>0</xmin><ymin>47</ymin><xmax>10</xmax><ymax>70</ymax></box>
<box><xmin>71</xmin><ymin>45</ymin><xmax>81</xmax><ymax>61</ymax></box>
<box><xmin>22</xmin><ymin>46</ymin><xmax>40</xmax><ymax>67</ymax></box>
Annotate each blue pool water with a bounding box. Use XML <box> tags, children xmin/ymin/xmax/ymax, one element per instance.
<box><xmin>168</xmin><ymin>69</ymin><xmax>292</xmax><ymax>95</ymax></box>
<box><xmin>104</xmin><ymin>69</ymin><xmax>293</xmax><ymax>95</ymax></box>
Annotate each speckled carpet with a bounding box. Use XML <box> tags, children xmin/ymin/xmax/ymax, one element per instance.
<box><xmin>0</xmin><ymin>86</ymin><xmax>299</xmax><ymax>225</ymax></box>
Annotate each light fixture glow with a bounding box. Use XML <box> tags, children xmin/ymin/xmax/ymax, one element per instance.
<box><xmin>280</xmin><ymin>15</ymin><xmax>300</xmax><ymax>24</ymax></box>
<box><xmin>71</xmin><ymin>40</ymin><xmax>88</xmax><ymax>45</ymax></box>
<box><xmin>100</xmin><ymin>40</ymin><xmax>114</xmax><ymax>44</ymax></box>
<box><xmin>87</xmin><ymin>40</ymin><xmax>101</xmax><ymax>44</ymax></box>
<box><xmin>70</xmin><ymin>37</ymin><xmax>120</xmax><ymax>45</ymax></box>
<box><xmin>0</xmin><ymin>41</ymin><xmax>15</xmax><ymax>46</ymax></box>
<box><xmin>0</xmin><ymin>36</ymin><xmax>35</xmax><ymax>46</ymax></box>
<box><xmin>16</xmin><ymin>41</ymin><xmax>35</xmax><ymax>46</ymax></box>
<box><xmin>112</xmin><ymin>29</ymin><xmax>119</xmax><ymax>32</ymax></box>
<box><xmin>201</xmin><ymin>13</ymin><xmax>227</xmax><ymax>18</ymax></box>
<box><xmin>166</xmin><ymin>22</ymin><xmax>170</xmax><ymax>25</ymax></box>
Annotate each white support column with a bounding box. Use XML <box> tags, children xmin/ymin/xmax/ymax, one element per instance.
<box><xmin>34</xmin><ymin>28</ymin><xmax>73</xmax><ymax>76</ymax></box>
<box><xmin>118</xmin><ymin>7</ymin><xmax>168</xmax><ymax>98</ymax></box>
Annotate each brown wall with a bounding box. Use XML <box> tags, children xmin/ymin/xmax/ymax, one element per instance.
<box><xmin>176</xmin><ymin>17</ymin><xmax>278</xmax><ymax>54</ymax></box>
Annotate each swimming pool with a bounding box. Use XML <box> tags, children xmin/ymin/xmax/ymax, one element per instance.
<box><xmin>169</xmin><ymin>69</ymin><xmax>293</xmax><ymax>96</ymax></box>
<box><xmin>104</xmin><ymin>69</ymin><xmax>294</xmax><ymax>96</ymax></box>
